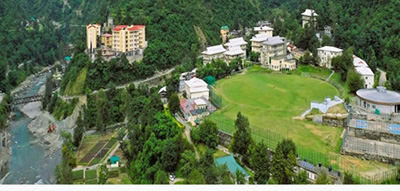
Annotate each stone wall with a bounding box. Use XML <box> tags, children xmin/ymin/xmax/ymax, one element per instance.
<box><xmin>351</xmin><ymin>127</ymin><xmax>400</xmax><ymax>145</ymax></box>
<box><xmin>342</xmin><ymin>149</ymin><xmax>400</xmax><ymax>164</ymax></box>
<box><xmin>218</xmin><ymin>130</ymin><xmax>232</xmax><ymax>148</ymax></box>
<box><xmin>322</xmin><ymin>116</ymin><xmax>347</xmax><ymax>127</ymax></box>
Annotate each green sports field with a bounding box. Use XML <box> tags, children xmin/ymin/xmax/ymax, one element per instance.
<box><xmin>209</xmin><ymin>66</ymin><xmax>343</xmax><ymax>162</ymax></box>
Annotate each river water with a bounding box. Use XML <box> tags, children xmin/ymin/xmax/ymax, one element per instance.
<box><xmin>2</xmin><ymin>74</ymin><xmax>61</xmax><ymax>184</ymax></box>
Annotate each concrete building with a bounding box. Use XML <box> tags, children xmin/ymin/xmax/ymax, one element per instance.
<box><xmin>201</xmin><ymin>45</ymin><xmax>226</xmax><ymax>65</ymax></box>
<box><xmin>254</xmin><ymin>26</ymin><xmax>274</xmax><ymax>36</ymax></box>
<box><xmin>223</xmin><ymin>46</ymin><xmax>245</xmax><ymax>64</ymax></box>
<box><xmin>184</xmin><ymin>77</ymin><xmax>209</xmax><ymax>100</ymax></box>
<box><xmin>317</xmin><ymin>46</ymin><xmax>343</xmax><ymax>69</ymax></box>
<box><xmin>180</xmin><ymin>97</ymin><xmax>216</xmax><ymax>125</ymax></box>
<box><xmin>101</xmin><ymin>33</ymin><xmax>113</xmax><ymax>48</ymax></box>
<box><xmin>301</xmin><ymin>9</ymin><xmax>318</xmax><ymax>28</ymax></box>
<box><xmin>221</xmin><ymin>25</ymin><xmax>229</xmax><ymax>44</ymax></box>
<box><xmin>112</xmin><ymin>25</ymin><xmax>146</xmax><ymax>54</ymax></box>
<box><xmin>260</xmin><ymin>36</ymin><xmax>296</xmax><ymax>71</ymax></box>
<box><xmin>223</xmin><ymin>37</ymin><xmax>248</xmax><ymax>56</ymax></box>
<box><xmin>356</xmin><ymin>86</ymin><xmax>400</xmax><ymax>114</ymax></box>
<box><xmin>86</xmin><ymin>24</ymin><xmax>101</xmax><ymax>52</ymax></box>
<box><xmin>250</xmin><ymin>33</ymin><xmax>271</xmax><ymax>53</ymax></box>
<box><xmin>310</xmin><ymin>96</ymin><xmax>344</xmax><ymax>113</ymax></box>
<box><xmin>353</xmin><ymin>55</ymin><xmax>374</xmax><ymax>89</ymax></box>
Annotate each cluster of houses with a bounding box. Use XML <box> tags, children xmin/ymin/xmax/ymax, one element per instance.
<box><xmin>86</xmin><ymin>17</ymin><xmax>147</xmax><ymax>61</ymax></box>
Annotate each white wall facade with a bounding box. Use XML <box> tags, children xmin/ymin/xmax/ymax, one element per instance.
<box><xmin>357</xmin><ymin>97</ymin><xmax>395</xmax><ymax>114</ymax></box>
<box><xmin>318</xmin><ymin>50</ymin><xmax>342</xmax><ymax>69</ymax></box>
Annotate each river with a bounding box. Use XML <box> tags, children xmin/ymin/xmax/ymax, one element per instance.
<box><xmin>2</xmin><ymin>74</ymin><xmax>62</xmax><ymax>184</ymax></box>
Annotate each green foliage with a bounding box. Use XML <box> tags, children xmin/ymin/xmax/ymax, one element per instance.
<box><xmin>297</xmin><ymin>170</ymin><xmax>308</xmax><ymax>184</ymax></box>
<box><xmin>249</xmin><ymin>51</ymin><xmax>260</xmax><ymax>62</ymax></box>
<box><xmin>168</xmin><ymin>94</ymin><xmax>180</xmax><ymax>114</ymax></box>
<box><xmin>321</xmin><ymin>35</ymin><xmax>334</xmax><ymax>46</ymax></box>
<box><xmin>343</xmin><ymin>171</ymin><xmax>357</xmax><ymax>184</ymax></box>
<box><xmin>161</xmin><ymin>139</ymin><xmax>181</xmax><ymax>172</ymax></box>
<box><xmin>271</xmin><ymin>139</ymin><xmax>297</xmax><ymax>184</ymax></box>
<box><xmin>154</xmin><ymin>170</ymin><xmax>169</xmax><ymax>184</ymax></box>
<box><xmin>300</xmin><ymin>50</ymin><xmax>316</xmax><ymax>66</ymax></box>
<box><xmin>55</xmin><ymin>132</ymin><xmax>76</xmax><ymax>184</ymax></box>
<box><xmin>331</xmin><ymin>48</ymin><xmax>353</xmax><ymax>81</ymax></box>
<box><xmin>232</xmin><ymin>112</ymin><xmax>252</xmax><ymax>157</ymax></box>
<box><xmin>98</xmin><ymin>164</ymin><xmax>109</xmax><ymax>184</ymax></box>
<box><xmin>235</xmin><ymin>168</ymin><xmax>246</xmax><ymax>184</ymax></box>
<box><xmin>250</xmin><ymin>142</ymin><xmax>270</xmax><ymax>184</ymax></box>
<box><xmin>0</xmin><ymin>94</ymin><xmax>11</xmax><ymax>129</ymax></box>
<box><xmin>42</xmin><ymin>74</ymin><xmax>55</xmax><ymax>109</ymax></box>
<box><xmin>315</xmin><ymin>171</ymin><xmax>331</xmax><ymax>184</ymax></box>
<box><xmin>191</xmin><ymin>119</ymin><xmax>219</xmax><ymax>149</ymax></box>
<box><xmin>73</xmin><ymin>111</ymin><xmax>85</xmax><ymax>147</ymax></box>
<box><xmin>196</xmin><ymin>59</ymin><xmax>231</xmax><ymax>80</ymax></box>
<box><xmin>346</xmin><ymin>70</ymin><xmax>364</xmax><ymax>93</ymax></box>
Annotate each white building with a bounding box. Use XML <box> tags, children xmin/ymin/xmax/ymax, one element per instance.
<box><xmin>353</xmin><ymin>55</ymin><xmax>374</xmax><ymax>89</ymax></box>
<box><xmin>184</xmin><ymin>77</ymin><xmax>209</xmax><ymax>100</ymax></box>
<box><xmin>250</xmin><ymin>33</ymin><xmax>271</xmax><ymax>53</ymax></box>
<box><xmin>224</xmin><ymin>46</ymin><xmax>246</xmax><ymax>64</ymax></box>
<box><xmin>223</xmin><ymin>37</ymin><xmax>248</xmax><ymax>57</ymax></box>
<box><xmin>254</xmin><ymin>26</ymin><xmax>274</xmax><ymax>36</ymax></box>
<box><xmin>317</xmin><ymin>46</ymin><xmax>343</xmax><ymax>69</ymax></box>
<box><xmin>301</xmin><ymin>9</ymin><xmax>318</xmax><ymax>28</ymax></box>
<box><xmin>356</xmin><ymin>86</ymin><xmax>400</xmax><ymax>114</ymax></box>
<box><xmin>201</xmin><ymin>45</ymin><xmax>226</xmax><ymax>65</ymax></box>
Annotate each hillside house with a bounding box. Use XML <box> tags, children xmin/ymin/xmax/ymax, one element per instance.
<box><xmin>201</xmin><ymin>45</ymin><xmax>227</xmax><ymax>65</ymax></box>
<box><xmin>301</xmin><ymin>9</ymin><xmax>318</xmax><ymax>28</ymax></box>
<box><xmin>353</xmin><ymin>55</ymin><xmax>374</xmax><ymax>89</ymax></box>
<box><xmin>317</xmin><ymin>46</ymin><xmax>343</xmax><ymax>69</ymax></box>
<box><xmin>223</xmin><ymin>46</ymin><xmax>246</xmax><ymax>64</ymax></box>
<box><xmin>184</xmin><ymin>77</ymin><xmax>209</xmax><ymax>100</ymax></box>
<box><xmin>260</xmin><ymin>36</ymin><xmax>296</xmax><ymax>71</ymax></box>
<box><xmin>180</xmin><ymin>97</ymin><xmax>216</xmax><ymax>125</ymax></box>
<box><xmin>254</xmin><ymin>26</ymin><xmax>274</xmax><ymax>36</ymax></box>
<box><xmin>224</xmin><ymin>37</ymin><xmax>248</xmax><ymax>57</ymax></box>
<box><xmin>250</xmin><ymin>33</ymin><xmax>271</xmax><ymax>53</ymax></box>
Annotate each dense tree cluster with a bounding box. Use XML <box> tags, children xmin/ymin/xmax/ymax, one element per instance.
<box><xmin>191</xmin><ymin>119</ymin><xmax>219</xmax><ymax>149</ymax></box>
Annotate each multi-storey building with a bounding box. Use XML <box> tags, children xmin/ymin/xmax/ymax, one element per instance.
<box><xmin>301</xmin><ymin>9</ymin><xmax>318</xmax><ymax>28</ymax></box>
<box><xmin>86</xmin><ymin>24</ymin><xmax>101</xmax><ymax>52</ymax></box>
<box><xmin>112</xmin><ymin>25</ymin><xmax>146</xmax><ymax>54</ymax></box>
<box><xmin>223</xmin><ymin>37</ymin><xmax>248</xmax><ymax>57</ymax></box>
<box><xmin>201</xmin><ymin>45</ymin><xmax>226</xmax><ymax>65</ymax></box>
<box><xmin>223</xmin><ymin>46</ymin><xmax>246</xmax><ymax>64</ymax></box>
<box><xmin>254</xmin><ymin>26</ymin><xmax>274</xmax><ymax>36</ymax></box>
<box><xmin>101</xmin><ymin>33</ymin><xmax>113</xmax><ymax>48</ymax></box>
<box><xmin>250</xmin><ymin>33</ymin><xmax>271</xmax><ymax>53</ymax></box>
<box><xmin>317</xmin><ymin>46</ymin><xmax>343</xmax><ymax>69</ymax></box>
<box><xmin>260</xmin><ymin>36</ymin><xmax>296</xmax><ymax>71</ymax></box>
<box><xmin>353</xmin><ymin>55</ymin><xmax>374</xmax><ymax>89</ymax></box>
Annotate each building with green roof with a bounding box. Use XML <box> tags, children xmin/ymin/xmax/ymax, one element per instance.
<box><xmin>215</xmin><ymin>155</ymin><xmax>250</xmax><ymax>179</ymax></box>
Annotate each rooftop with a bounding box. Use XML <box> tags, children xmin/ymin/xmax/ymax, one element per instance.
<box><xmin>221</xmin><ymin>25</ymin><xmax>229</xmax><ymax>30</ymax></box>
<box><xmin>353</xmin><ymin>55</ymin><xmax>369</xmax><ymax>68</ymax></box>
<box><xmin>301</xmin><ymin>9</ymin><xmax>318</xmax><ymax>17</ymax></box>
<box><xmin>113</xmin><ymin>25</ymin><xmax>145</xmax><ymax>31</ymax></box>
<box><xmin>224</xmin><ymin>46</ymin><xmax>244</xmax><ymax>56</ymax></box>
<box><xmin>317</xmin><ymin>46</ymin><xmax>343</xmax><ymax>52</ymax></box>
<box><xmin>202</xmin><ymin>45</ymin><xmax>226</xmax><ymax>55</ymax></box>
<box><xmin>262</xmin><ymin>36</ymin><xmax>284</xmax><ymax>46</ymax></box>
<box><xmin>224</xmin><ymin>37</ymin><xmax>247</xmax><ymax>47</ymax></box>
<box><xmin>184</xmin><ymin>77</ymin><xmax>208</xmax><ymax>88</ymax></box>
<box><xmin>215</xmin><ymin>155</ymin><xmax>250</xmax><ymax>178</ymax></box>
<box><xmin>250</xmin><ymin>33</ymin><xmax>271</xmax><ymax>42</ymax></box>
<box><xmin>357</xmin><ymin>86</ymin><xmax>400</xmax><ymax>104</ymax></box>
<box><xmin>355</xmin><ymin>66</ymin><xmax>374</xmax><ymax>76</ymax></box>
<box><xmin>254</xmin><ymin>26</ymin><xmax>274</xmax><ymax>31</ymax></box>
<box><xmin>194</xmin><ymin>99</ymin><xmax>207</xmax><ymax>105</ymax></box>
<box><xmin>102</xmin><ymin>33</ymin><xmax>112</xmax><ymax>37</ymax></box>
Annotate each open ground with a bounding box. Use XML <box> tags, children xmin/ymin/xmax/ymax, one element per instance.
<box><xmin>208</xmin><ymin>65</ymin><xmax>394</xmax><ymax>176</ymax></box>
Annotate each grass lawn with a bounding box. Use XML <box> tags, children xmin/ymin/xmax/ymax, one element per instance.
<box><xmin>76</xmin><ymin>133</ymin><xmax>114</xmax><ymax>164</ymax></box>
<box><xmin>88</xmin><ymin>157</ymin><xmax>102</xmax><ymax>166</ymax></box>
<box><xmin>214</xmin><ymin>150</ymin><xmax>228</xmax><ymax>158</ymax></box>
<box><xmin>209</xmin><ymin>65</ymin><xmax>342</xmax><ymax>166</ymax></box>
<box><xmin>72</xmin><ymin>169</ymin><xmax>84</xmax><ymax>180</ymax></box>
<box><xmin>85</xmin><ymin>179</ymin><xmax>98</xmax><ymax>184</ymax></box>
<box><xmin>85</xmin><ymin>169</ymin><xmax>97</xmax><ymax>180</ymax></box>
<box><xmin>107</xmin><ymin>173</ymin><xmax>132</xmax><ymax>184</ymax></box>
<box><xmin>65</xmin><ymin>67</ymin><xmax>87</xmax><ymax>96</ymax></box>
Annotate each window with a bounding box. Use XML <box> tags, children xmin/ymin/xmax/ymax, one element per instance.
<box><xmin>366</xmin><ymin>77</ymin><xmax>368</xmax><ymax>80</ymax></box>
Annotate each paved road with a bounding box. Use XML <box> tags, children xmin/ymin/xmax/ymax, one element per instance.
<box><xmin>174</xmin><ymin>114</ymin><xmax>200</xmax><ymax>160</ymax></box>
<box><xmin>377</xmin><ymin>68</ymin><xmax>387</xmax><ymax>86</ymax></box>
<box><xmin>60</xmin><ymin>68</ymin><xmax>174</xmax><ymax>100</ymax></box>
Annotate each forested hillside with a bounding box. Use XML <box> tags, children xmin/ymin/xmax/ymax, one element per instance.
<box><xmin>0</xmin><ymin>0</ymin><xmax>61</xmax><ymax>93</ymax></box>
<box><xmin>269</xmin><ymin>0</ymin><xmax>400</xmax><ymax>90</ymax></box>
